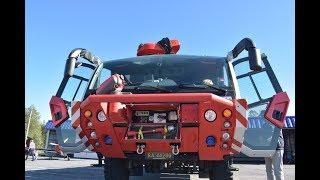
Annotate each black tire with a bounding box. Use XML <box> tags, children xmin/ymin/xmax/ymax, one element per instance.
<box><xmin>104</xmin><ymin>158</ymin><xmax>129</xmax><ymax>180</ymax></box>
<box><xmin>209</xmin><ymin>160</ymin><xmax>233</xmax><ymax>180</ymax></box>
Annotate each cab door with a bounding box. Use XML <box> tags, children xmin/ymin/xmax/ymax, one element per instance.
<box><xmin>49</xmin><ymin>49</ymin><xmax>100</xmax><ymax>127</ymax></box>
<box><xmin>232</xmin><ymin>53</ymin><xmax>289</xmax><ymax>157</ymax></box>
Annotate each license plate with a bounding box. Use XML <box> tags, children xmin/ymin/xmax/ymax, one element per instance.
<box><xmin>135</xmin><ymin>111</ymin><xmax>149</xmax><ymax>116</ymax></box>
<box><xmin>146</xmin><ymin>152</ymin><xmax>173</xmax><ymax>159</ymax></box>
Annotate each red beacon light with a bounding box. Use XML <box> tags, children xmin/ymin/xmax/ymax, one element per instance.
<box><xmin>137</xmin><ymin>37</ymin><xmax>180</xmax><ymax>56</ymax></box>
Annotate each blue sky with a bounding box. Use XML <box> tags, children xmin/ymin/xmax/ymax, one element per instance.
<box><xmin>26</xmin><ymin>0</ymin><xmax>295</xmax><ymax>122</ymax></box>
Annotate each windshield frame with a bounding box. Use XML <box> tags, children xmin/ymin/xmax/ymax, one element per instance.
<box><xmin>86</xmin><ymin>54</ymin><xmax>237</xmax><ymax>97</ymax></box>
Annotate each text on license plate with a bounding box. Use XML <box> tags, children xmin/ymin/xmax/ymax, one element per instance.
<box><xmin>146</xmin><ymin>152</ymin><xmax>173</xmax><ymax>159</ymax></box>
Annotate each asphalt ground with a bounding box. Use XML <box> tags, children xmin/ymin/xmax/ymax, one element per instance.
<box><xmin>25</xmin><ymin>157</ymin><xmax>295</xmax><ymax>180</ymax></box>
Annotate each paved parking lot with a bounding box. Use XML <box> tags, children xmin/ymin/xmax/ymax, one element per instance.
<box><xmin>25</xmin><ymin>157</ymin><xmax>295</xmax><ymax>180</ymax></box>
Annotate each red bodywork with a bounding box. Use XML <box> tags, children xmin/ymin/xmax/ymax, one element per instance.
<box><xmin>75</xmin><ymin>93</ymin><xmax>248</xmax><ymax>160</ymax></box>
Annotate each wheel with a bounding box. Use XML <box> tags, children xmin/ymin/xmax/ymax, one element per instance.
<box><xmin>104</xmin><ymin>158</ymin><xmax>129</xmax><ymax>180</ymax></box>
<box><xmin>209</xmin><ymin>160</ymin><xmax>233</xmax><ymax>180</ymax></box>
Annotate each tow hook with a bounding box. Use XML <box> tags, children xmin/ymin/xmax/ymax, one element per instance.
<box><xmin>136</xmin><ymin>144</ymin><xmax>145</xmax><ymax>154</ymax></box>
<box><xmin>171</xmin><ymin>145</ymin><xmax>179</xmax><ymax>155</ymax></box>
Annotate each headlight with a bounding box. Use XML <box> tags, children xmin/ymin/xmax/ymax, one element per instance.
<box><xmin>223</xmin><ymin>121</ymin><xmax>231</xmax><ymax>128</ymax></box>
<box><xmin>104</xmin><ymin>135</ymin><xmax>112</xmax><ymax>144</ymax></box>
<box><xmin>222</xmin><ymin>132</ymin><xmax>230</xmax><ymax>141</ymax></box>
<box><xmin>84</xmin><ymin>110</ymin><xmax>92</xmax><ymax>118</ymax></box>
<box><xmin>87</xmin><ymin>122</ymin><xmax>93</xmax><ymax>127</ymax></box>
<box><xmin>223</xmin><ymin>109</ymin><xmax>232</xmax><ymax>118</ymax></box>
<box><xmin>90</xmin><ymin>131</ymin><xmax>97</xmax><ymax>139</ymax></box>
<box><xmin>97</xmin><ymin>111</ymin><xmax>107</xmax><ymax>122</ymax></box>
<box><xmin>222</xmin><ymin>143</ymin><xmax>228</xmax><ymax>149</ymax></box>
<box><xmin>204</xmin><ymin>110</ymin><xmax>217</xmax><ymax>122</ymax></box>
<box><xmin>206</xmin><ymin>136</ymin><xmax>216</xmax><ymax>146</ymax></box>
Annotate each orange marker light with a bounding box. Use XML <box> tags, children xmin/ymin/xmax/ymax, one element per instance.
<box><xmin>223</xmin><ymin>109</ymin><xmax>232</xmax><ymax>118</ymax></box>
<box><xmin>84</xmin><ymin>110</ymin><xmax>92</xmax><ymax>118</ymax></box>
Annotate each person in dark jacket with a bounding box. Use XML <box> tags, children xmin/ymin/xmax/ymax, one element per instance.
<box><xmin>91</xmin><ymin>152</ymin><xmax>104</xmax><ymax>167</ymax></box>
<box><xmin>25</xmin><ymin>137</ymin><xmax>32</xmax><ymax>160</ymax></box>
<box><xmin>265</xmin><ymin>129</ymin><xmax>284</xmax><ymax>180</ymax></box>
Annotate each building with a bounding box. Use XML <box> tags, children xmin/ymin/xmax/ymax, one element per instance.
<box><xmin>282</xmin><ymin>116</ymin><xmax>295</xmax><ymax>163</ymax></box>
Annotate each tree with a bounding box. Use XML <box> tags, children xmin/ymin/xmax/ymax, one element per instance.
<box><xmin>25</xmin><ymin>105</ymin><xmax>46</xmax><ymax>149</ymax></box>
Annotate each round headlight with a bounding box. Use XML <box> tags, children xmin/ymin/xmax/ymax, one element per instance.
<box><xmin>97</xmin><ymin>111</ymin><xmax>107</xmax><ymax>122</ymax></box>
<box><xmin>223</xmin><ymin>109</ymin><xmax>232</xmax><ymax>118</ymax></box>
<box><xmin>222</xmin><ymin>132</ymin><xmax>230</xmax><ymax>141</ymax></box>
<box><xmin>222</xmin><ymin>143</ymin><xmax>228</xmax><ymax>149</ymax></box>
<box><xmin>204</xmin><ymin>110</ymin><xmax>217</xmax><ymax>122</ymax></box>
<box><xmin>90</xmin><ymin>131</ymin><xmax>97</xmax><ymax>139</ymax></box>
<box><xmin>84</xmin><ymin>110</ymin><xmax>92</xmax><ymax>118</ymax></box>
<box><xmin>87</xmin><ymin>122</ymin><xmax>93</xmax><ymax>127</ymax></box>
<box><xmin>223</xmin><ymin>121</ymin><xmax>231</xmax><ymax>128</ymax></box>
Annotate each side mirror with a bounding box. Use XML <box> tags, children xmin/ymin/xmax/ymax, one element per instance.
<box><xmin>227</xmin><ymin>38</ymin><xmax>263</xmax><ymax>71</ymax></box>
<box><xmin>248</xmin><ymin>48</ymin><xmax>263</xmax><ymax>71</ymax></box>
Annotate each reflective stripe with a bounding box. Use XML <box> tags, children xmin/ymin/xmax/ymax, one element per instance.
<box><xmin>75</xmin><ymin>125</ymin><xmax>82</xmax><ymax>135</ymax></box>
<box><xmin>81</xmin><ymin>136</ymin><xmax>88</xmax><ymax>143</ymax></box>
<box><xmin>72</xmin><ymin>119</ymin><xmax>80</xmax><ymax>129</ymax></box>
<box><xmin>231</xmin><ymin>143</ymin><xmax>241</xmax><ymax>152</ymax></box>
<box><xmin>71</xmin><ymin>101</ymin><xmax>81</xmax><ymax>114</ymax></box>
<box><xmin>235</xmin><ymin>100</ymin><xmax>247</xmax><ymax>119</ymax></box>
<box><xmin>234</xmin><ymin>119</ymin><xmax>247</xmax><ymax>143</ymax></box>
<box><xmin>233</xmin><ymin>139</ymin><xmax>243</xmax><ymax>148</ymax></box>
<box><xmin>240</xmin><ymin>144</ymin><xmax>276</xmax><ymax>157</ymax></box>
<box><xmin>71</xmin><ymin>109</ymin><xmax>80</xmax><ymax>125</ymax></box>
<box><xmin>87</xmin><ymin>145</ymin><xmax>94</xmax><ymax>151</ymax></box>
<box><xmin>71</xmin><ymin>101</ymin><xmax>77</xmax><ymax>109</ymax></box>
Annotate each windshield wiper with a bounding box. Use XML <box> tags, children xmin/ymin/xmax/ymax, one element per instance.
<box><xmin>133</xmin><ymin>85</ymin><xmax>173</xmax><ymax>93</ymax></box>
<box><xmin>178</xmin><ymin>83</ymin><xmax>228</xmax><ymax>94</ymax></box>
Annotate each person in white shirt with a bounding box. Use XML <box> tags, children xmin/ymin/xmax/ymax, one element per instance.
<box><xmin>28</xmin><ymin>140</ymin><xmax>37</xmax><ymax>161</ymax></box>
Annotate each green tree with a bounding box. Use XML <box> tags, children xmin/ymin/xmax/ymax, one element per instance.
<box><xmin>25</xmin><ymin>105</ymin><xmax>46</xmax><ymax>149</ymax></box>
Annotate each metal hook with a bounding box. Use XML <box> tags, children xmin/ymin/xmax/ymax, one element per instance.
<box><xmin>136</xmin><ymin>145</ymin><xmax>145</xmax><ymax>154</ymax></box>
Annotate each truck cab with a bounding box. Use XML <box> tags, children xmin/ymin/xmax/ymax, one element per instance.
<box><xmin>49</xmin><ymin>38</ymin><xmax>289</xmax><ymax>180</ymax></box>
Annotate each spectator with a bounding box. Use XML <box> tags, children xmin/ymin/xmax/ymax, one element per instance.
<box><xmin>25</xmin><ymin>137</ymin><xmax>31</xmax><ymax>160</ymax></box>
<box><xmin>54</xmin><ymin>144</ymin><xmax>70</xmax><ymax>161</ymax></box>
<box><xmin>26</xmin><ymin>139</ymin><xmax>37</xmax><ymax>161</ymax></box>
<box><xmin>265</xmin><ymin>129</ymin><xmax>284</xmax><ymax>180</ymax></box>
<box><xmin>92</xmin><ymin>152</ymin><xmax>104</xmax><ymax>167</ymax></box>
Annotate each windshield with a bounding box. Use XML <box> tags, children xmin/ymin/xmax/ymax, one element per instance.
<box><xmin>99</xmin><ymin>55</ymin><xmax>234</xmax><ymax>94</ymax></box>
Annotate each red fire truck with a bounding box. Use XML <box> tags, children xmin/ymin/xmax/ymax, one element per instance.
<box><xmin>49</xmin><ymin>37</ymin><xmax>289</xmax><ymax>179</ymax></box>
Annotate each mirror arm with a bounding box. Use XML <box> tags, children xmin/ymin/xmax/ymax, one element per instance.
<box><xmin>68</xmin><ymin>48</ymin><xmax>102</xmax><ymax>65</ymax></box>
<box><xmin>227</xmin><ymin>38</ymin><xmax>262</xmax><ymax>71</ymax></box>
<box><xmin>64</xmin><ymin>48</ymin><xmax>102</xmax><ymax>77</ymax></box>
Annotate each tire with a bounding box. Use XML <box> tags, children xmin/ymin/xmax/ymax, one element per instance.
<box><xmin>209</xmin><ymin>160</ymin><xmax>233</xmax><ymax>180</ymax></box>
<box><xmin>104</xmin><ymin>158</ymin><xmax>129</xmax><ymax>180</ymax></box>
